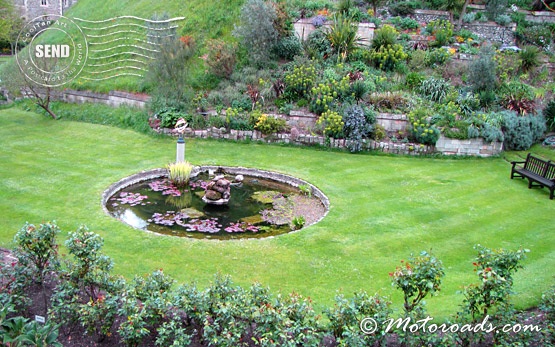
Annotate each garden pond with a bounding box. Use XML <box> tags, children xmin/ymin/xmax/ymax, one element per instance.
<box><xmin>104</xmin><ymin>167</ymin><xmax>328</xmax><ymax>240</ymax></box>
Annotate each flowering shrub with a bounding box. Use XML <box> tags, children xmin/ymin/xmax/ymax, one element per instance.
<box><xmin>408</xmin><ymin>108</ymin><xmax>441</xmax><ymax>145</ymax></box>
<box><xmin>370</xmin><ymin>44</ymin><xmax>408</xmax><ymax>71</ymax></box>
<box><xmin>309</xmin><ymin>75</ymin><xmax>351</xmax><ymax>114</ymax></box>
<box><xmin>426</xmin><ymin>19</ymin><xmax>453</xmax><ymax>47</ymax></box>
<box><xmin>284</xmin><ymin>62</ymin><xmax>318</xmax><ymax>100</ymax></box>
<box><xmin>1</xmin><ymin>224</ymin><xmax>548</xmax><ymax>347</ymax></box>
<box><xmin>459</xmin><ymin>244</ymin><xmax>529</xmax><ymax>345</ymax></box>
<box><xmin>254</xmin><ymin>114</ymin><xmax>287</xmax><ymax>134</ymax></box>
<box><xmin>317</xmin><ymin>110</ymin><xmax>344</xmax><ymax>138</ymax></box>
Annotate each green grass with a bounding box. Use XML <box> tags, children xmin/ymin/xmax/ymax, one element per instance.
<box><xmin>0</xmin><ymin>56</ymin><xmax>10</xmax><ymax>65</ymax></box>
<box><xmin>58</xmin><ymin>0</ymin><xmax>242</xmax><ymax>92</ymax></box>
<box><xmin>1</xmin><ymin>107</ymin><xmax>554</xmax><ymax>319</ymax></box>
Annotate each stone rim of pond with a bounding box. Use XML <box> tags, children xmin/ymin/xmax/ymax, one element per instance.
<box><xmin>102</xmin><ymin>166</ymin><xmax>330</xmax><ymax>240</ymax></box>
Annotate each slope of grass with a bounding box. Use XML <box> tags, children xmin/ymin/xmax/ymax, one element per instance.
<box><xmin>2</xmin><ymin>0</ymin><xmax>244</xmax><ymax>93</ymax></box>
<box><xmin>1</xmin><ymin>108</ymin><xmax>554</xmax><ymax>319</ymax></box>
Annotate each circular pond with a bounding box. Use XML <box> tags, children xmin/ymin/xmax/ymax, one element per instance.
<box><xmin>102</xmin><ymin>166</ymin><xmax>329</xmax><ymax>240</ymax></box>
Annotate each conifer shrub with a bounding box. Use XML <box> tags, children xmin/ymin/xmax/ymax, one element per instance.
<box><xmin>501</xmin><ymin>111</ymin><xmax>546</xmax><ymax>150</ymax></box>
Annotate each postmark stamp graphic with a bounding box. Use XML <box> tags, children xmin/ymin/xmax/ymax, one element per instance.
<box><xmin>16</xmin><ymin>15</ymin><xmax>88</xmax><ymax>88</ymax></box>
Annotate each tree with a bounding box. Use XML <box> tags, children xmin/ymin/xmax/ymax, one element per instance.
<box><xmin>233</xmin><ymin>0</ymin><xmax>278</xmax><ymax>66</ymax></box>
<box><xmin>144</xmin><ymin>36</ymin><xmax>196</xmax><ymax>112</ymax></box>
<box><xmin>0</xmin><ymin>1</ymin><xmax>24</xmax><ymax>55</ymax></box>
<box><xmin>0</xmin><ymin>0</ymin><xmax>14</xmax><ymax>41</ymax></box>
<box><xmin>366</xmin><ymin>0</ymin><xmax>386</xmax><ymax>16</ymax></box>
<box><xmin>1</xmin><ymin>54</ymin><xmax>60</xmax><ymax>119</ymax></box>
<box><xmin>441</xmin><ymin>0</ymin><xmax>465</xmax><ymax>23</ymax></box>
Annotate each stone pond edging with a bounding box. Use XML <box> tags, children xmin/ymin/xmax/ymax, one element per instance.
<box><xmin>102</xmin><ymin>166</ymin><xmax>331</xmax><ymax>236</ymax></box>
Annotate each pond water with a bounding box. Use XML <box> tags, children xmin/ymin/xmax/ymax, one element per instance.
<box><xmin>106</xmin><ymin>172</ymin><xmax>323</xmax><ymax>240</ymax></box>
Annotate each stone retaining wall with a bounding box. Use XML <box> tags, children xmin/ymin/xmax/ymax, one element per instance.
<box><xmin>170</xmin><ymin>124</ymin><xmax>501</xmax><ymax>157</ymax></box>
<box><xmin>413</xmin><ymin>9</ymin><xmax>450</xmax><ymax>22</ymax></box>
<box><xmin>63</xmin><ymin>89</ymin><xmax>149</xmax><ymax>108</ymax></box>
<box><xmin>293</xmin><ymin>18</ymin><xmax>375</xmax><ymax>43</ymax></box>
<box><xmin>461</xmin><ymin>22</ymin><xmax>517</xmax><ymax>45</ymax></box>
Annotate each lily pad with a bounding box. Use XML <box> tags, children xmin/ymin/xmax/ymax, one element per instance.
<box><xmin>251</xmin><ymin>191</ymin><xmax>282</xmax><ymax>204</ymax></box>
<box><xmin>240</xmin><ymin>214</ymin><xmax>264</xmax><ymax>225</ymax></box>
<box><xmin>180</xmin><ymin>208</ymin><xmax>204</xmax><ymax>218</ymax></box>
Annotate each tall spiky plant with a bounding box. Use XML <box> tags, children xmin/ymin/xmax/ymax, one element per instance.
<box><xmin>167</xmin><ymin>161</ymin><xmax>193</xmax><ymax>188</ymax></box>
<box><xmin>325</xmin><ymin>14</ymin><xmax>363</xmax><ymax>62</ymax></box>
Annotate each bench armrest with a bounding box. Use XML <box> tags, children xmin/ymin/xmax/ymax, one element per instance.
<box><xmin>511</xmin><ymin>160</ymin><xmax>525</xmax><ymax>169</ymax></box>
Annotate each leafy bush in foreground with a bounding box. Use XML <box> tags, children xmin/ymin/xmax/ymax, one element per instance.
<box><xmin>0</xmin><ymin>221</ymin><xmax>551</xmax><ymax>346</ymax></box>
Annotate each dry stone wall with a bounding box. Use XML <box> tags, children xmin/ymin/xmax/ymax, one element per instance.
<box><xmin>162</xmin><ymin>111</ymin><xmax>502</xmax><ymax>157</ymax></box>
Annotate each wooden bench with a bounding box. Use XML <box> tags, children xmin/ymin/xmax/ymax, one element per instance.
<box><xmin>511</xmin><ymin>153</ymin><xmax>555</xmax><ymax>200</ymax></box>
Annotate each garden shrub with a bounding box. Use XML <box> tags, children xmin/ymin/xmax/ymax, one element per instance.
<box><xmin>317</xmin><ymin>109</ymin><xmax>344</xmax><ymax>138</ymax></box>
<box><xmin>485</xmin><ymin>0</ymin><xmax>508</xmax><ymax>21</ymax></box>
<box><xmin>481</xmin><ymin>122</ymin><xmax>505</xmax><ymax>142</ymax></box>
<box><xmin>284</xmin><ymin>59</ymin><xmax>318</xmax><ymax>100</ymax></box>
<box><xmin>349</xmin><ymin>80</ymin><xmax>369</xmax><ymax>104</ymax></box>
<box><xmin>391</xmin><ymin>250</ymin><xmax>444</xmax><ymax>314</ymax></box>
<box><xmin>468</xmin><ymin>45</ymin><xmax>497</xmax><ymax>92</ymax></box>
<box><xmin>387</xmin><ymin>16</ymin><xmax>419</xmax><ymax>31</ymax></box>
<box><xmin>462</xmin><ymin>12</ymin><xmax>477</xmax><ymax>23</ymax></box>
<box><xmin>13</xmin><ymin>222</ymin><xmax>60</xmax><ymax>286</ymax></box>
<box><xmin>500</xmin><ymin>81</ymin><xmax>536</xmax><ymax>115</ymax></box>
<box><xmin>425</xmin><ymin>47</ymin><xmax>452</xmax><ymax>67</ymax></box>
<box><xmin>426</xmin><ymin>19</ymin><xmax>453</xmax><ymax>47</ymax></box>
<box><xmin>457</xmin><ymin>91</ymin><xmax>480</xmax><ymax>117</ymax></box>
<box><xmin>145</xmin><ymin>37</ymin><xmax>195</xmax><ymax>113</ymax></box>
<box><xmin>460</xmin><ymin>244</ymin><xmax>528</xmax><ymax>320</ymax></box>
<box><xmin>502</xmin><ymin>110</ymin><xmax>546</xmax><ymax>150</ymax></box>
<box><xmin>408</xmin><ymin>108</ymin><xmax>441</xmax><ymax>145</ymax></box>
<box><xmin>515</xmin><ymin>24</ymin><xmax>554</xmax><ymax>52</ymax></box>
<box><xmin>495</xmin><ymin>14</ymin><xmax>512</xmax><ymax>26</ymax></box>
<box><xmin>389</xmin><ymin>1</ymin><xmax>417</xmax><ymax>16</ymax></box>
<box><xmin>370</xmin><ymin>44</ymin><xmax>408</xmax><ymax>71</ymax></box>
<box><xmin>544</xmin><ymin>99</ymin><xmax>555</xmax><ymax>132</ymax></box>
<box><xmin>408</xmin><ymin>49</ymin><xmax>427</xmax><ymax>70</ymax></box>
<box><xmin>519</xmin><ymin>45</ymin><xmax>541</xmax><ymax>72</ymax></box>
<box><xmin>540</xmin><ymin>284</ymin><xmax>555</xmax><ymax>345</ymax></box>
<box><xmin>274</xmin><ymin>35</ymin><xmax>303</xmax><ymax>61</ymax></box>
<box><xmin>343</xmin><ymin>104</ymin><xmax>373</xmax><ymax>152</ymax></box>
<box><xmin>494</xmin><ymin>51</ymin><xmax>520</xmax><ymax>82</ymax></box>
<box><xmin>305</xmin><ymin>28</ymin><xmax>333</xmax><ymax>60</ymax></box>
<box><xmin>325</xmin><ymin>13</ymin><xmax>361</xmax><ymax>62</ymax></box>
<box><xmin>225</xmin><ymin>108</ymin><xmax>254</xmax><ymax>131</ymax></box>
<box><xmin>325</xmin><ymin>291</ymin><xmax>391</xmax><ymax>346</ymax></box>
<box><xmin>418</xmin><ymin>77</ymin><xmax>451</xmax><ymax>102</ymax></box>
<box><xmin>367</xmin><ymin>91</ymin><xmax>412</xmax><ymax>112</ymax></box>
<box><xmin>233</xmin><ymin>0</ymin><xmax>278</xmax><ymax>65</ymax></box>
<box><xmin>254</xmin><ymin>114</ymin><xmax>288</xmax><ymax>134</ymax></box>
<box><xmin>457</xmin><ymin>245</ymin><xmax>529</xmax><ymax>346</ymax></box>
<box><xmin>371</xmin><ymin>25</ymin><xmax>398</xmax><ymax>51</ymax></box>
<box><xmin>309</xmin><ymin>75</ymin><xmax>350</xmax><ymax>115</ymax></box>
<box><xmin>205</xmin><ymin>39</ymin><xmax>238</xmax><ymax>79</ymax></box>
<box><xmin>405</xmin><ymin>71</ymin><xmax>424</xmax><ymax>90</ymax></box>
<box><xmin>155</xmin><ymin>108</ymin><xmax>185</xmax><ymax>128</ymax></box>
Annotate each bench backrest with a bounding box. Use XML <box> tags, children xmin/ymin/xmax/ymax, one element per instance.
<box><xmin>524</xmin><ymin>154</ymin><xmax>551</xmax><ymax>176</ymax></box>
<box><xmin>545</xmin><ymin>162</ymin><xmax>555</xmax><ymax>181</ymax></box>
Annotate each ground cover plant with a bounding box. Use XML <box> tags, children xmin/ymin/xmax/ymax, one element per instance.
<box><xmin>1</xmin><ymin>108</ymin><xmax>554</xmax><ymax>321</ymax></box>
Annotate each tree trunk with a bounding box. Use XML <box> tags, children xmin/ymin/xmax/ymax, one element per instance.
<box><xmin>457</xmin><ymin>0</ymin><xmax>471</xmax><ymax>31</ymax></box>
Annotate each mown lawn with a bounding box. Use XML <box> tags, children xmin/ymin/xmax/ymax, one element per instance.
<box><xmin>1</xmin><ymin>108</ymin><xmax>554</xmax><ymax>319</ymax></box>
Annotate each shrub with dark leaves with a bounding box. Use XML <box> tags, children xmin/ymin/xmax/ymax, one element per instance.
<box><xmin>343</xmin><ymin>105</ymin><xmax>374</xmax><ymax>153</ymax></box>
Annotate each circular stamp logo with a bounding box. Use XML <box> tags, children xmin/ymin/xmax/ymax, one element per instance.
<box><xmin>16</xmin><ymin>15</ymin><xmax>88</xmax><ymax>88</ymax></box>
